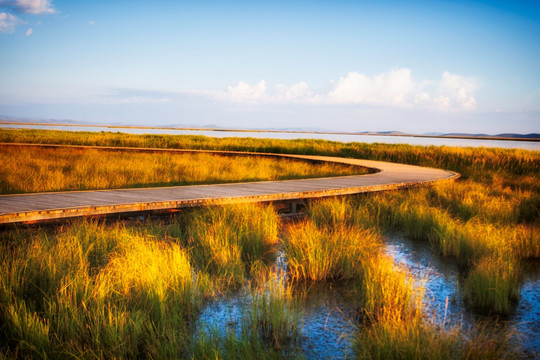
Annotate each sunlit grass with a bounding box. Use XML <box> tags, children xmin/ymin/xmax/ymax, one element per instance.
<box><xmin>284</xmin><ymin>220</ymin><xmax>381</xmax><ymax>282</ymax></box>
<box><xmin>354</xmin><ymin>313</ymin><xmax>514</xmax><ymax>360</ymax></box>
<box><xmin>0</xmin><ymin>144</ymin><xmax>366</xmax><ymax>194</ymax></box>
<box><xmin>0</xmin><ymin>203</ymin><xmax>283</xmax><ymax>358</ymax></box>
<box><xmin>0</xmin><ymin>221</ymin><xmax>197</xmax><ymax>358</ymax></box>
<box><xmin>289</xmin><ymin>197</ymin><xmax>516</xmax><ymax>358</ymax></box>
<box><xmin>357</xmin><ymin>186</ymin><xmax>539</xmax><ymax>314</ymax></box>
<box><xmin>172</xmin><ymin>203</ymin><xmax>280</xmax><ymax>289</ymax></box>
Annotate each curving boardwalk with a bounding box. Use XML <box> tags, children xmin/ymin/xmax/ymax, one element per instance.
<box><xmin>0</xmin><ymin>146</ymin><xmax>459</xmax><ymax>224</ymax></box>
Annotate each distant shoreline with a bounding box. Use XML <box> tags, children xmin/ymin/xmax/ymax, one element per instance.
<box><xmin>1</xmin><ymin>121</ymin><xmax>539</xmax><ymax>142</ymax></box>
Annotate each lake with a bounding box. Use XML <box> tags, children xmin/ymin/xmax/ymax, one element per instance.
<box><xmin>1</xmin><ymin>124</ymin><xmax>539</xmax><ymax>151</ymax></box>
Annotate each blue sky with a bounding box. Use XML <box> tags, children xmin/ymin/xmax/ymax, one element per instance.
<box><xmin>1</xmin><ymin>0</ymin><xmax>539</xmax><ymax>133</ymax></box>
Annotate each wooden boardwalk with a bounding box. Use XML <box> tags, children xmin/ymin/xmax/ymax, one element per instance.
<box><xmin>0</xmin><ymin>145</ymin><xmax>459</xmax><ymax>224</ymax></box>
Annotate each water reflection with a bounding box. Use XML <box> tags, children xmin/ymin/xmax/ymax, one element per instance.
<box><xmin>296</xmin><ymin>283</ymin><xmax>358</xmax><ymax>359</ymax></box>
<box><xmin>385</xmin><ymin>234</ymin><xmax>540</xmax><ymax>358</ymax></box>
<box><xmin>195</xmin><ymin>234</ymin><xmax>540</xmax><ymax>358</ymax></box>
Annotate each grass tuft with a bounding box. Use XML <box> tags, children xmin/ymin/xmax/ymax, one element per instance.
<box><xmin>284</xmin><ymin>220</ymin><xmax>381</xmax><ymax>282</ymax></box>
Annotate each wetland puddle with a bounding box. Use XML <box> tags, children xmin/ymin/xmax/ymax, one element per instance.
<box><xmin>385</xmin><ymin>234</ymin><xmax>540</xmax><ymax>358</ymax></box>
<box><xmin>195</xmin><ymin>234</ymin><xmax>540</xmax><ymax>359</ymax></box>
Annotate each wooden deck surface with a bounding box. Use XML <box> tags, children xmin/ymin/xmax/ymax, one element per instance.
<box><xmin>0</xmin><ymin>145</ymin><xmax>460</xmax><ymax>224</ymax></box>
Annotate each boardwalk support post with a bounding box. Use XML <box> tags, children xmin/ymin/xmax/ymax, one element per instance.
<box><xmin>288</xmin><ymin>199</ymin><xmax>304</xmax><ymax>214</ymax></box>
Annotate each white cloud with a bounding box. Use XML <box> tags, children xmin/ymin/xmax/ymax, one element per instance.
<box><xmin>0</xmin><ymin>0</ymin><xmax>55</xmax><ymax>14</ymax></box>
<box><xmin>0</xmin><ymin>12</ymin><xmax>21</xmax><ymax>33</ymax></box>
<box><xmin>88</xmin><ymin>20</ymin><xmax>95</xmax><ymax>25</ymax></box>
<box><xmin>208</xmin><ymin>69</ymin><xmax>479</xmax><ymax>112</ymax></box>
<box><xmin>327</xmin><ymin>69</ymin><xmax>417</xmax><ymax>106</ymax></box>
<box><xmin>216</xmin><ymin>80</ymin><xmax>268</xmax><ymax>102</ymax></box>
<box><xmin>436</xmin><ymin>71</ymin><xmax>478</xmax><ymax>111</ymax></box>
<box><xmin>0</xmin><ymin>0</ymin><xmax>54</xmax><ymax>34</ymax></box>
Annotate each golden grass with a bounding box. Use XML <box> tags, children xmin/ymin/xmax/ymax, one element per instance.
<box><xmin>357</xmin><ymin>184</ymin><xmax>538</xmax><ymax>315</ymax></box>
<box><xmin>0</xmin><ymin>221</ymin><xmax>198</xmax><ymax>358</ymax></box>
<box><xmin>0</xmin><ymin>203</ymin><xmax>287</xmax><ymax>358</ymax></box>
<box><xmin>178</xmin><ymin>203</ymin><xmax>280</xmax><ymax>289</ymax></box>
<box><xmin>294</xmin><ymin>198</ymin><xmax>514</xmax><ymax>359</ymax></box>
<box><xmin>0</xmin><ymin>144</ymin><xmax>366</xmax><ymax>194</ymax></box>
<box><xmin>284</xmin><ymin>220</ymin><xmax>381</xmax><ymax>282</ymax></box>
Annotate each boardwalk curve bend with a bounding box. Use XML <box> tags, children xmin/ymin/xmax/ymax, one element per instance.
<box><xmin>0</xmin><ymin>145</ymin><xmax>460</xmax><ymax>224</ymax></box>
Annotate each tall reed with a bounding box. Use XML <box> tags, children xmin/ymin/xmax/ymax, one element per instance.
<box><xmin>356</xmin><ymin>188</ymin><xmax>538</xmax><ymax>314</ymax></box>
<box><xmin>1</xmin><ymin>129</ymin><xmax>536</xmax><ymax>356</ymax></box>
<box><xmin>300</xmin><ymin>198</ymin><xmax>518</xmax><ymax>358</ymax></box>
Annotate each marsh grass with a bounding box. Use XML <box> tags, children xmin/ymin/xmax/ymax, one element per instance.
<box><xmin>356</xmin><ymin>186</ymin><xmax>538</xmax><ymax>314</ymax></box>
<box><xmin>0</xmin><ymin>203</ymin><xmax>285</xmax><ymax>358</ymax></box>
<box><xmin>464</xmin><ymin>256</ymin><xmax>521</xmax><ymax>314</ymax></box>
<box><xmin>299</xmin><ymin>198</ymin><xmax>519</xmax><ymax>358</ymax></box>
<box><xmin>176</xmin><ymin>203</ymin><xmax>280</xmax><ymax>289</ymax></box>
<box><xmin>358</xmin><ymin>253</ymin><xmax>420</xmax><ymax>323</ymax></box>
<box><xmin>0</xmin><ymin>144</ymin><xmax>365</xmax><ymax>194</ymax></box>
<box><xmin>284</xmin><ymin>220</ymin><xmax>381</xmax><ymax>282</ymax></box>
<box><xmin>354</xmin><ymin>314</ymin><xmax>514</xmax><ymax>360</ymax></box>
<box><xmin>0</xmin><ymin>221</ymin><xmax>198</xmax><ymax>358</ymax></box>
<box><xmin>246</xmin><ymin>275</ymin><xmax>301</xmax><ymax>350</ymax></box>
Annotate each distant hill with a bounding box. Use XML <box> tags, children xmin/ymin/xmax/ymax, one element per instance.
<box><xmin>442</xmin><ymin>133</ymin><xmax>540</xmax><ymax>140</ymax></box>
<box><xmin>493</xmin><ymin>133</ymin><xmax>540</xmax><ymax>139</ymax></box>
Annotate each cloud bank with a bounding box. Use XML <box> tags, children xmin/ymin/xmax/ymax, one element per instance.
<box><xmin>212</xmin><ymin>69</ymin><xmax>478</xmax><ymax>112</ymax></box>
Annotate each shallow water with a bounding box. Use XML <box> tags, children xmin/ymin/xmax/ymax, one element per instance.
<box><xmin>511</xmin><ymin>262</ymin><xmax>540</xmax><ymax>357</ymax></box>
<box><xmin>385</xmin><ymin>235</ymin><xmax>540</xmax><ymax>358</ymax></box>
<box><xmin>384</xmin><ymin>235</ymin><xmax>473</xmax><ymax>327</ymax></box>
<box><xmin>296</xmin><ymin>284</ymin><xmax>358</xmax><ymax>359</ymax></box>
<box><xmin>195</xmin><ymin>235</ymin><xmax>540</xmax><ymax>358</ymax></box>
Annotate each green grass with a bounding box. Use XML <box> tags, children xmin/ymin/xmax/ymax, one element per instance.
<box><xmin>464</xmin><ymin>255</ymin><xmax>521</xmax><ymax>314</ymax></box>
<box><xmin>288</xmin><ymin>198</ymin><xmax>516</xmax><ymax>359</ymax></box>
<box><xmin>169</xmin><ymin>203</ymin><xmax>280</xmax><ymax>289</ymax></box>
<box><xmin>355</xmin><ymin>186</ymin><xmax>538</xmax><ymax>314</ymax></box>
